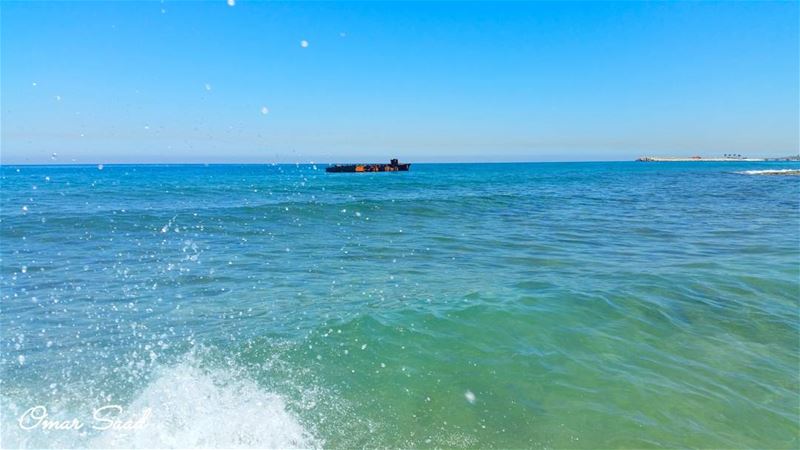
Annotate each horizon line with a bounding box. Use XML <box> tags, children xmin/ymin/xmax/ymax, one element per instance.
<box><xmin>2</xmin><ymin>158</ymin><xmax>799</xmax><ymax>167</ymax></box>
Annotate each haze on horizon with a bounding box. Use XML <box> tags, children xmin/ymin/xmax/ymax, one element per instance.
<box><xmin>1</xmin><ymin>1</ymin><xmax>798</xmax><ymax>164</ymax></box>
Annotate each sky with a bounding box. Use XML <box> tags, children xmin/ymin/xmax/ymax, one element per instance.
<box><xmin>1</xmin><ymin>1</ymin><xmax>798</xmax><ymax>164</ymax></box>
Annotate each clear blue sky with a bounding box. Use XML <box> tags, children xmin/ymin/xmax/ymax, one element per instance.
<box><xmin>1</xmin><ymin>1</ymin><xmax>798</xmax><ymax>164</ymax></box>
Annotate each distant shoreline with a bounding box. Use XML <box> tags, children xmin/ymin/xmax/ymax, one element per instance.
<box><xmin>636</xmin><ymin>156</ymin><xmax>800</xmax><ymax>162</ymax></box>
<box><xmin>3</xmin><ymin>159</ymin><xmax>800</xmax><ymax>167</ymax></box>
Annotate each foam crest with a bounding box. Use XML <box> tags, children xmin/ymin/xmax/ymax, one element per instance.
<box><xmin>91</xmin><ymin>361</ymin><xmax>320</xmax><ymax>449</ymax></box>
<box><xmin>1</xmin><ymin>358</ymin><xmax>320</xmax><ymax>449</ymax></box>
<box><xmin>735</xmin><ymin>169</ymin><xmax>800</xmax><ymax>175</ymax></box>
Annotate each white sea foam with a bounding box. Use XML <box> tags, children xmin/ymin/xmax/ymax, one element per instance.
<box><xmin>95</xmin><ymin>362</ymin><xmax>318</xmax><ymax>448</ymax></box>
<box><xmin>2</xmin><ymin>358</ymin><xmax>320</xmax><ymax>449</ymax></box>
<box><xmin>735</xmin><ymin>169</ymin><xmax>800</xmax><ymax>175</ymax></box>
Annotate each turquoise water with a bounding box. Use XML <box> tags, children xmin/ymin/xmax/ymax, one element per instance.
<box><xmin>1</xmin><ymin>162</ymin><xmax>798</xmax><ymax>448</ymax></box>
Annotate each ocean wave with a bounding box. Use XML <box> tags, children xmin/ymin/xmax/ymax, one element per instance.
<box><xmin>2</xmin><ymin>355</ymin><xmax>320</xmax><ymax>449</ymax></box>
<box><xmin>735</xmin><ymin>169</ymin><xmax>800</xmax><ymax>176</ymax></box>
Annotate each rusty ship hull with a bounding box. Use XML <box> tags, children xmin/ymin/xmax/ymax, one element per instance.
<box><xmin>326</xmin><ymin>159</ymin><xmax>410</xmax><ymax>173</ymax></box>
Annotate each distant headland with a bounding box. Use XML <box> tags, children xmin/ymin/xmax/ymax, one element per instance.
<box><xmin>636</xmin><ymin>154</ymin><xmax>800</xmax><ymax>162</ymax></box>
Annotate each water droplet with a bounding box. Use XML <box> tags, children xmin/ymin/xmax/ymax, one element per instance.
<box><xmin>300</xmin><ymin>40</ymin><xmax>309</xmax><ymax>48</ymax></box>
<box><xmin>204</xmin><ymin>83</ymin><xmax>212</xmax><ymax>91</ymax></box>
<box><xmin>465</xmin><ymin>390</ymin><xmax>476</xmax><ymax>404</ymax></box>
<box><xmin>227</xmin><ymin>0</ymin><xmax>235</xmax><ymax>6</ymax></box>
<box><xmin>260</xmin><ymin>106</ymin><xmax>269</xmax><ymax>115</ymax></box>
<box><xmin>97</xmin><ymin>164</ymin><xmax>104</xmax><ymax>170</ymax></box>
<box><xmin>17</xmin><ymin>355</ymin><xmax>25</xmax><ymax>365</ymax></box>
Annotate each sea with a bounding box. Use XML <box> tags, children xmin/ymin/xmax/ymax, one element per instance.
<box><xmin>1</xmin><ymin>161</ymin><xmax>798</xmax><ymax>449</ymax></box>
